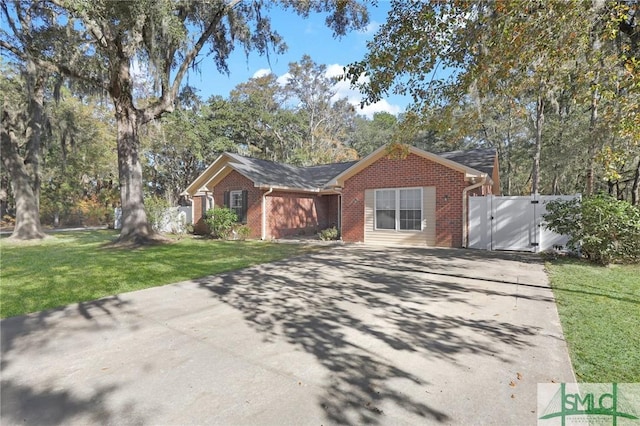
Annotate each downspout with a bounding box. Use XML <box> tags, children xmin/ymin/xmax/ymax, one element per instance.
<box><xmin>331</xmin><ymin>187</ymin><xmax>343</xmax><ymax>236</ymax></box>
<box><xmin>261</xmin><ymin>187</ymin><xmax>274</xmax><ymax>240</ymax></box>
<box><xmin>462</xmin><ymin>174</ymin><xmax>487</xmax><ymax>248</ymax></box>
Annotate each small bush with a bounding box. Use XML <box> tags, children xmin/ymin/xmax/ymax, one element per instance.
<box><xmin>235</xmin><ymin>224</ymin><xmax>251</xmax><ymax>240</ymax></box>
<box><xmin>319</xmin><ymin>226</ymin><xmax>340</xmax><ymax>241</ymax></box>
<box><xmin>543</xmin><ymin>194</ymin><xmax>640</xmax><ymax>265</ymax></box>
<box><xmin>204</xmin><ymin>207</ymin><xmax>237</xmax><ymax>239</ymax></box>
<box><xmin>144</xmin><ymin>195</ymin><xmax>171</xmax><ymax>232</ymax></box>
<box><xmin>76</xmin><ymin>197</ymin><xmax>112</xmax><ymax>226</ymax></box>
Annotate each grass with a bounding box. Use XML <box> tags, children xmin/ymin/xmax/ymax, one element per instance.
<box><xmin>0</xmin><ymin>230</ymin><xmax>320</xmax><ymax>319</ymax></box>
<box><xmin>546</xmin><ymin>258</ymin><xmax>640</xmax><ymax>383</ymax></box>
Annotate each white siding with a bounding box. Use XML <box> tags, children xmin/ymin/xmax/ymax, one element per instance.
<box><xmin>364</xmin><ymin>187</ymin><xmax>436</xmax><ymax>246</ymax></box>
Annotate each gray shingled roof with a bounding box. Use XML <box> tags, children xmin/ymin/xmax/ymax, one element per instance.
<box><xmin>438</xmin><ymin>148</ymin><xmax>496</xmax><ymax>176</ymax></box>
<box><xmin>226</xmin><ymin>153</ymin><xmax>356</xmax><ymax>190</ymax></box>
<box><xmin>225</xmin><ymin>147</ymin><xmax>496</xmax><ymax>191</ymax></box>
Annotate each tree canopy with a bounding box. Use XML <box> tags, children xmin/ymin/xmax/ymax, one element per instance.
<box><xmin>347</xmin><ymin>0</ymin><xmax>640</xmax><ymax>201</ymax></box>
<box><xmin>1</xmin><ymin>0</ymin><xmax>370</xmax><ymax>241</ymax></box>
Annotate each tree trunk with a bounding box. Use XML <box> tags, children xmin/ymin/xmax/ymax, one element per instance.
<box><xmin>0</xmin><ymin>64</ymin><xmax>46</xmax><ymax>240</ymax></box>
<box><xmin>108</xmin><ymin>48</ymin><xmax>155</xmax><ymax>244</ymax></box>
<box><xmin>586</xmin><ymin>71</ymin><xmax>600</xmax><ymax>196</ymax></box>
<box><xmin>114</xmin><ymin>101</ymin><xmax>153</xmax><ymax>243</ymax></box>
<box><xmin>531</xmin><ymin>84</ymin><xmax>544</xmax><ymax>195</ymax></box>
<box><xmin>1</xmin><ymin>113</ymin><xmax>45</xmax><ymax>240</ymax></box>
<box><xmin>632</xmin><ymin>157</ymin><xmax>640</xmax><ymax>206</ymax></box>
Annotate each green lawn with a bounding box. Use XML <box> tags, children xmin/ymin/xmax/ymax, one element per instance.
<box><xmin>546</xmin><ymin>258</ymin><xmax>640</xmax><ymax>383</ymax></box>
<box><xmin>0</xmin><ymin>230</ymin><xmax>318</xmax><ymax>319</ymax></box>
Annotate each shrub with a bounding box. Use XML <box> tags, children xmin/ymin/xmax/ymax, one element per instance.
<box><xmin>235</xmin><ymin>224</ymin><xmax>251</xmax><ymax>240</ymax></box>
<box><xmin>543</xmin><ymin>194</ymin><xmax>640</xmax><ymax>265</ymax></box>
<box><xmin>319</xmin><ymin>226</ymin><xmax>340</xmax><ymax>241</ymax></box>
<box><xmin>76</xmin><ymin>197</ymin><xmax>111</xmax><ymax>226</ymax></box>
<box><xmin>144</xmin><ymin>195</ymin><xmax>171</xmax><ymax>232</ymax></box>
<box><xmin>185</xmin><ymin>223</ymin><xmax>195</xmax><ymax>234</ymax></box>
<box><xmin>204</xmin><ymin>207</ymin><xmax>237</xmax><ymax>239</ymax></box>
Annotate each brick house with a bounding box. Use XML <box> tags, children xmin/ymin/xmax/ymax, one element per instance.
<box><xmin>182</xmin><ymin>145</ymin><xmax>500</xmax><ymax>247</ymax></box>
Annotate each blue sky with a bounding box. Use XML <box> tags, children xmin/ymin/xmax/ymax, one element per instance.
<box><xmin>183</xmin><ymin>2</ymin><xmax>411</xmax><ymax>118</ymax></box>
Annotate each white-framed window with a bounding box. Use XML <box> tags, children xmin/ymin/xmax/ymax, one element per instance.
<box><xmin>230</xmin><ymin>190</ymin><xmax>243</xmax><ymax>219</ymax></box>
<box><xmin>375</xmin><ymin>188</ymin><xmax>423</xmax><ymax>231</ymax></box>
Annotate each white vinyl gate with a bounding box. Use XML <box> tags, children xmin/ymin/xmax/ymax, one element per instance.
<box><xmin>468</xmin><ymin>194</ymin><xmax>579</xmax><ymax>252</ymax></box>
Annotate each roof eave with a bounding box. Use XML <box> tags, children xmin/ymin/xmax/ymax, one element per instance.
<box><xmin>183</xmin><ymin>153</ymin><xmax>232</xmax><ymax>196</ymax></box>
<box><xmin>255</xmin><ymin>184</ymin><xmax>322</xmax><ymax>193</ymax></box>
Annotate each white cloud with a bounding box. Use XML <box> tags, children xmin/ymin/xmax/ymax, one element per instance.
<box><xmin>249</xmin><ymin>63</ymin><xmax>403</xmax><ymax>119</ymax></box>
<box><xmin>360</xmin><ymin>20</ymin><xmax>381</xmax><ymax>35</ymax></box>
<box><xmin>252</xmin><ymin>68</ymin><xmax>272</xmax><ymax>79</ymax></box>
<box><xmin>358</xmin><ymin>100</ymin><xmax>402</xmax><ymax>118</ymax></box>
<box><xmin>276</xmin><ymin>72</ymin><xmax>292</xmax><ymax>86</ymax></box>
<box><xmin>325</xmin><ymin>63</ymin><xmax>402</xmax><ymax>119</ymax></box>
<box><xmin>325</xmin><ymin>63</ymin><xmax>346</xmax><ymax>78</ymax></box>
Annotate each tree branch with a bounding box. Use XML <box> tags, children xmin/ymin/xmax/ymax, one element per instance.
<box><xmin>144</xmin><ymin>0</ymin><xmax>243</xmax><ymax>121</ymax></box>
<box><xmin>0</xmin><ymin>40</ymin><xmax>25</xmax><ymax>60</ymax></box>
<box><xmin>1</xmin><ymin>2</ymin><xmax>22</xmax><ymax>45</ymax></box>
<box><xmin>49</xmin><ymin>0</ymin><xmax>111</xmax><ymax>48</ymax></box>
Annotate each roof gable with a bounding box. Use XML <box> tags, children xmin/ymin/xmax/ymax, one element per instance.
<box><xmin>327</xmin><ymin>145</ymin><xmax>494</xmax><ymax>187</ymax></box>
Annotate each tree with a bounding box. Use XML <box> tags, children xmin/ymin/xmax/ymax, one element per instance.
<box><xmin>283</xmin><ymin>55</ymin><xmax>358</xmax><ymax>165</ymax></box>
<box><xmin>347</xmin><ymin>1</ymin><xmax>639</xmax><ymax>200</ymax></box>
<box><xmin>351</xmin><ymin>112</ymin><xmax>398</xmax><ymax>157</ymax></box>
<box><xmin>227</xmin><ymin>73</ymin><xmax>306</xmax><ymax>163</ymax></box>
<box><xmin>0</xmin><ymin>2</ymin><xmax>51</xmax><ymax>240</ymax></box>
<box><xmin>2</xmin><ymin>0</ymin><xmax>369</xmax><ymax>243</ymax></box>
<box><xmin>212</xmin><ymin>55</ymin><xmax>362</xmax><ymax>166</ymax></box>
<box><xmin>1</xmin><ymin>69</ymin><xmax>47</xmax><ymax>239</ymax></box>
<box><xmin>40</xmin><ymin>88</ymin><xmax>118</xmax><ymax>227</ymax></box>
<box><xmin>142</xmin><ymin>89</ymin><xmax>237</xmax><ymax>205</ymax></box>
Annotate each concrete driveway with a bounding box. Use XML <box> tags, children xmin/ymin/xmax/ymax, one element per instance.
<box><xmin>1</xmin><ymin>246</ymin><xmax>574</xmax><ymax>425</ymax></box>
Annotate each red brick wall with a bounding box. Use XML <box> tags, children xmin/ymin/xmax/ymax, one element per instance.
<box><xmin>266</xmin><ymin>192</ymin><xmax>339</xmax><ymax>239</ymax></box>
<box><xmin>212</xmin><ymin>171</ymin><xmax>263</xmax><ymax>239</ymax></box>
<box><xmin>341</xmin><ymin>153</ymin><xmax>469</xmax><ymax>247</ymax></box>
<box><xmin>191</xmin><ymin>169</ymin><xmax>342</xmax><ymax>239</ymax></box>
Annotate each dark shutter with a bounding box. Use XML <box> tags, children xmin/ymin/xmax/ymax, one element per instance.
<box><xmin>223</xmin><ymin>190</ymin><xmax>230</xmax><ymax>208</ymax></box>
<box><xmin>241</xmin><ymin>190</ymin><xmax>248</xmax><ymax>224</ymax></box>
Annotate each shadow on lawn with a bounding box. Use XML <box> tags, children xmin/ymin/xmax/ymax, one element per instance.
<box><xmin>196</xmin><ymin>246</ymin><xmax>543</xmax><ymax>424</ymax></box>
<box><xmin>0</xmin><ymin>296</ymin><xmax>143</xmax><ymax>425</ymax></box>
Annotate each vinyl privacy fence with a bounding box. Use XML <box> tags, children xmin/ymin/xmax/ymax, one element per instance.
<box><xmin>468</xmin><ymin>194</ymin><xmax>580</xmax><ymax>252</ymax></box>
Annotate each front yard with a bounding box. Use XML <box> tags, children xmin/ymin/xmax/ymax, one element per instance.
<box><xmin>546</xmin><ymin>259</ymin><xmax>640</xmax><ymax>382</ymax></box>
<box><xmin>0</xmin><ymin>230</ymin><xmax>318</xmax><ymax>318</ymax></box>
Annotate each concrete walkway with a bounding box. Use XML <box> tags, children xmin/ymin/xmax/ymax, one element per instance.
<box><xmin>1</xmin><ymin>246</ymin><xmax>574</xmax><ymax>425</ymax></box>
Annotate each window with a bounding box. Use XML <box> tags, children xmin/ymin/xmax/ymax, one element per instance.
<box><xmin>375</xmin><ymin>188</ymin><xmax>422</xmax><ymax>231</ymax></box>
<box><xmin>230</xmin><ymin>190</ymin><xmax>243</xmax><ymax>219</ymax></box>
<box><xmin>224</xmin><ymin>190</ymin><xmax>248</xmax><ymax>223</ymax></box>
<box><xmin>375</xmin><ymin>189</ymin><xmax>396</xmax><ymax>230</ymax></box>
<box><xmin>399</xmin><ymin>188</ymin><xmax>422</xmax><ymax>230</ymax></box>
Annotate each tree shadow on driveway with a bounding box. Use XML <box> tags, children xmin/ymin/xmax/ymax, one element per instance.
<box><xmin>1</xmin><ymin>296</ymin><xmax>145</xmax><ymax>425</ymax></box>
<box><xmin>196</xmin><ymin>246</ymin><xmax>544</xmax><ymax>424</ymax></box>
